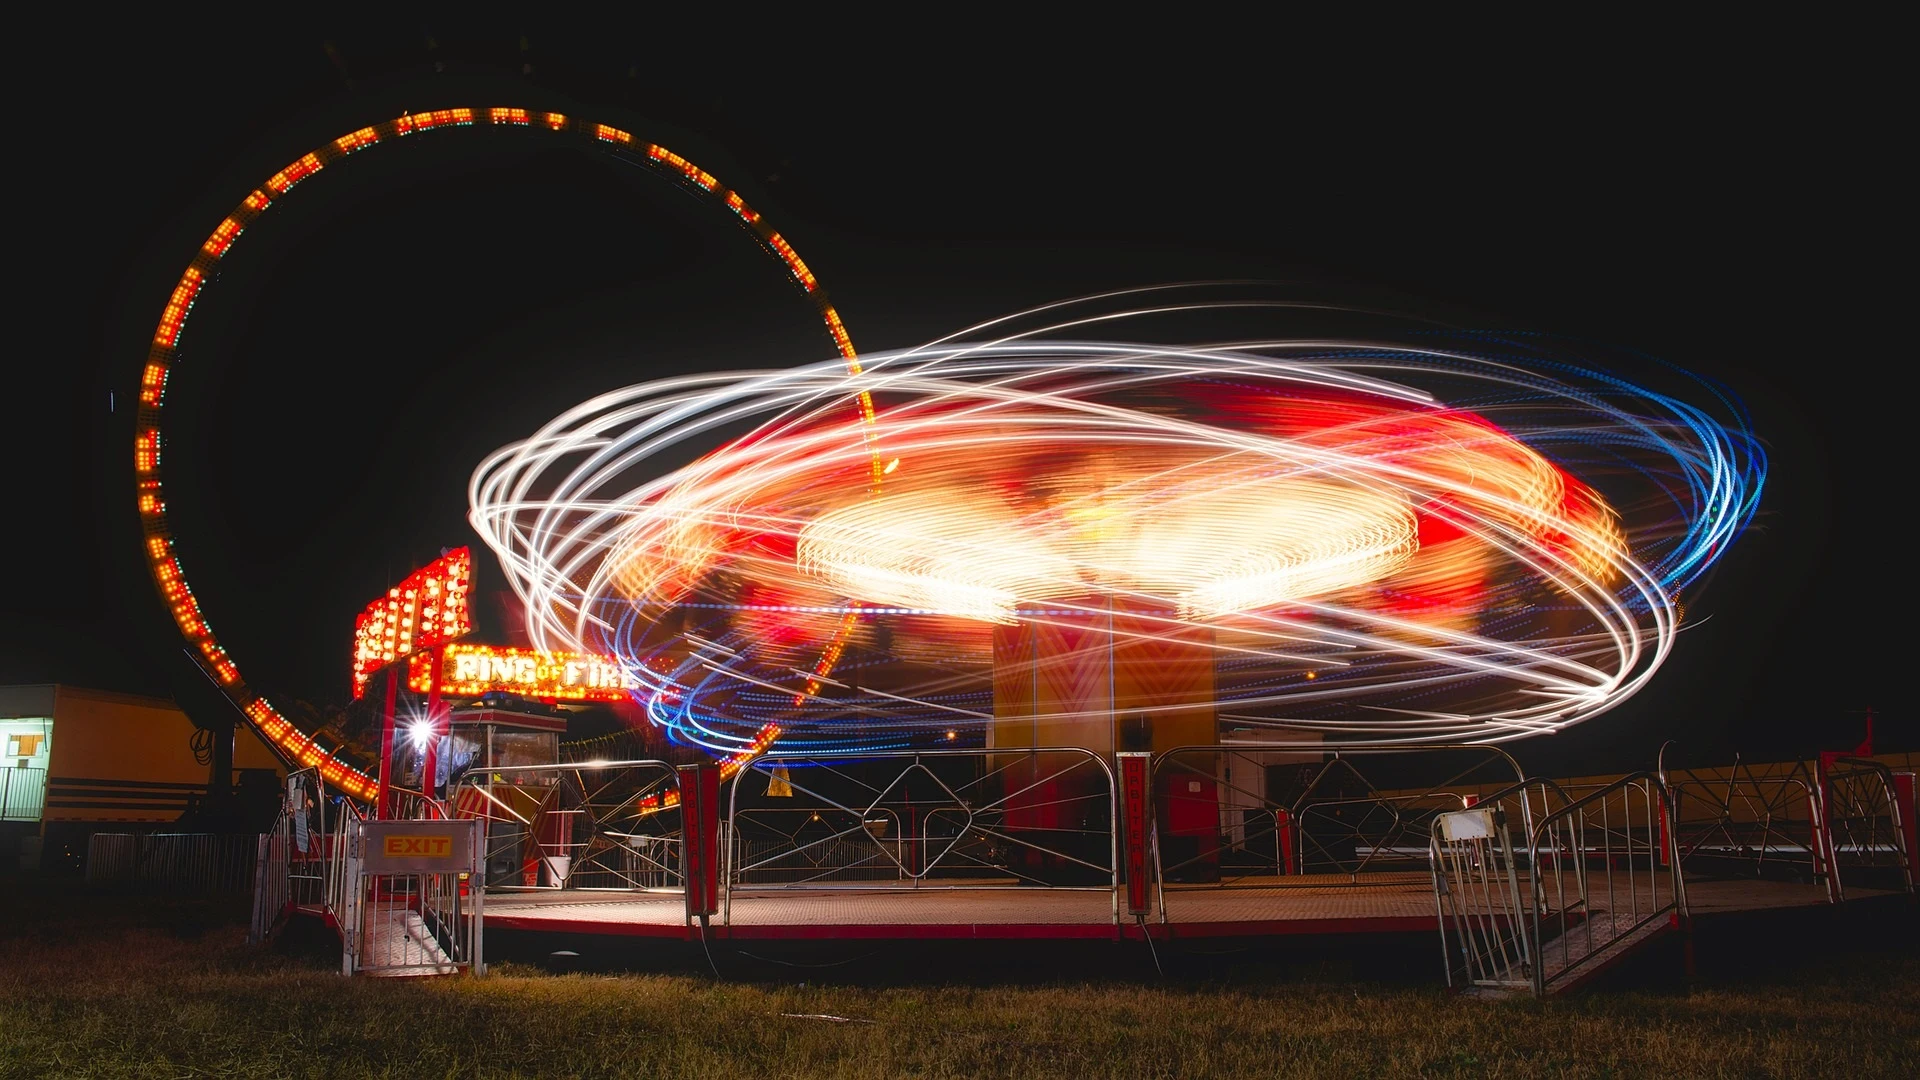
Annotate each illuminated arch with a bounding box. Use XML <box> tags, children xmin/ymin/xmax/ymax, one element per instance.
<box><xmin>135</xmin><ymin>106</ymin><xmax>872</xmax><ymax>798</ymax></box>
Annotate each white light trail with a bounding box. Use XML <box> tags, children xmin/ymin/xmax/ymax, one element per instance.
<box><xmin>470</xmin><ymin>286</ymin><xmax>1765</xmax><ymax>749</ymax></box>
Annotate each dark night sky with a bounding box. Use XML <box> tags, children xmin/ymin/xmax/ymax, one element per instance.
<box><xmin>9</xmin><ymin>23</ymin><xmax>1904</xmax><ymax>776</ymax></box>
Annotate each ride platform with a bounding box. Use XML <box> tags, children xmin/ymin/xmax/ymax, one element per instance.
<box><xmin>480</xmin><ymin>874</ymin><xmax>1885</xmax><ymax>943</ymax></box>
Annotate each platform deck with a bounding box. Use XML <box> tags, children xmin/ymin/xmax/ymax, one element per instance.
<box><xmin>480</xmin><ymin>873</ymin><xmax>1883</xmax><ymax>942</ymax></box>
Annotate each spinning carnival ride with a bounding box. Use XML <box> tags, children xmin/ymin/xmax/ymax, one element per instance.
<box><xmin>137</xmin><ymin>109</ymin><xmax>1766</xmax><ymax>798</ymax></box>
<box><xmin>471</xmin><ymin>297</ymin><xmax>1766</xmax><ymax>760</ymax></box>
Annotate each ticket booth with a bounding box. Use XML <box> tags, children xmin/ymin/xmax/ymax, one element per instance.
<box><xmin>441</xmin><ymin>707</ymin><xmax>564</xmax><ymax>888</ymax></box>
<box><xmin>447</xmin><ymin>706</ymin><xmax>563</xmax><ymax>781</ymax></box>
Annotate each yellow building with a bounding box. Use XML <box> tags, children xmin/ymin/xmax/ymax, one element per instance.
<box><xmin>1</xmin><ymin>684</ymin><xmax>286</xmax><ymax>868</ymax></box>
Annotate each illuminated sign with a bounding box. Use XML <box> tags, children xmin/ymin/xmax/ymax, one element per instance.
<box><xmin>407</xmin><ymin>643</ymin><xmax>638</xmax><ymax>702</ymax></box>
<box><xmin>351</xmin><ymin>548</ymin><xmax>474</xmax><ymax>698</ymax></box>
<box><xmin>359</xmin><ymin>819</ymin><xmax>479</xmax><ymax>874</ymax></box>
<box><xmin>383</xmin><ymin>833</ymin><xmax>453</xmax><ymax>859</ymax></box>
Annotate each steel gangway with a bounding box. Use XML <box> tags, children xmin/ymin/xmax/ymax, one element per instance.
<box><xmin>1429</xmin><ymin>773</ymin><xmax>1686</xmax><ymax>998</ymax></box>
<box><xmin>1429</xmin><ymin>759</ymin><xmax>1915</xmax><ymax>998</ymax></box>
<box><xmin>250</xmin><ymin>769</ymin><xmax>483</xmax><ymax>977</ymax></box>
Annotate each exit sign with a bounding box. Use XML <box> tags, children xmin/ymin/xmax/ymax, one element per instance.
<box><xmin>383</xmin><ymin>834</ymin><xmax>454</xmax><ymax>859</ymax></box>
<box><xmin>359</xmin><ymin>819</ymin><xmax>480</xmax><ymax>874</ymax></box>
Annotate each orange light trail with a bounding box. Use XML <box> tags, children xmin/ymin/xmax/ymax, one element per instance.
<box><xmin>473</xmin><ymin>289</ymin><xmax>1763</xmax><ymax>748</ymax></box>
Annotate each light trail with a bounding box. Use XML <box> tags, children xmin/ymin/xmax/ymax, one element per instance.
<box><xmin>470</xmin><ymin>287</ymin><xmax>1766</xmax><ymax>749</ymax></box>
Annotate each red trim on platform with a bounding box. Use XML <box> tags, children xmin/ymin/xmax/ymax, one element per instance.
<box><xmin>482</xmin><ymin>915</ymin><xmax>691</xmax><ymax>939</ymax></box>
<box><xmin>1125</xmin><ymin>916</ymin><xmax>1439</xmax><ymax>939</ymax></box>
<box><xmin>478</xmin><ymin>913</ymin><xmax>1450</xmax><ymax>941</ymax></box>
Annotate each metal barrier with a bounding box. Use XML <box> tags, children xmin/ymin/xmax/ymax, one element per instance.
<box><xmin>250</xmin><ymin>829</ymin><xmax>287</xmax><ymax>945</ymax></box>
<box><xmin>448</xmin><ymin>760</ymin><xmax>682</xmax><ymax>893</ymax></box>
<box><xmin>251</xmin><ymin>767</ymin><xmax>328</xmax><ymax>943</ymax></box>
<box><xmin>251</xmin><ymin>786</ymin><xmax>349</xmax><ymax>945</ymax></box>
<box><xmin>726</xmin><ymin>748</ymin><xmax>1118</xmax><ymax>924</ymax></box>
<box><xmin>1432</xmin><ymin>773</ymin><xmax>1686</xmax><ymax>997</ymax></box>
<box><xmin>390</xmin><ymin>787</ymin><xmax>450</xmax><ymax>824</ymax></box>
<box><xmin>1147</xmin><ymin>744</ymin><xmax>1530</xmax><ymax>926</ymax></box>
<box><xmin>1528</xmin><ymin>773</ymin><xmax>1685</xmax><ymax>996</ymax></box>
<box><xmin>1136</xmin><ymin>745</ymin><xmax>1528</xmax><ymax>887</ymax></box>
<box><xmin>1823</xmin><ymin>757</ymin><xmax>1916</xmax><ymax>898</ymax></box>
<box><xmin>85</xmin><ymin>832</ymin><xmax>258</xmax><ymax>893</ymax></box>
<box><xmin>1</xmin><ymin>765</ymin><xmax>46</xmax><ymax>821</ymax></box>
<box><xmin>1661</xmin><ymin>759</ymin><xmax>1827</xmax><ymax>886</ymax></box>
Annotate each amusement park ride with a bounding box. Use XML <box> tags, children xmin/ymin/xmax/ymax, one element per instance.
<box><xmin>137</xmin><ymin>106</ymin><xmax>1914</xmax><ymax>992</ymax></box>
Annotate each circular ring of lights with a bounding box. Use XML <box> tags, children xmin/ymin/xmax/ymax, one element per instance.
<box><xmin>136</xmin><ymin>106</ymin><xmax>868</xmax><ymax>797</ymax></box>
<box><xmin>472</xmin><ymin>288</ymin><xmax>1766</xmax><ymax>751</ymax></box>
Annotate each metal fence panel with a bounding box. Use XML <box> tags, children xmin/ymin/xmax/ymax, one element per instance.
<box><xmin>84</xmin><ymin>832</ymin><xmax>259</xmax><ymax>894</ymax></box>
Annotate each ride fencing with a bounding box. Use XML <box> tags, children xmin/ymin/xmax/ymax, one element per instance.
<box><xmin>1661</xmin><ymin>757</ymin><xmax>1828</xmax><ymax>889</ymax></box>
<box><xmin>1823</xmin><ymin>757</ymin><xmax>1916</xmax><ymax>898</ymax></box>
<box><xmin>1146</xmin><ymin>744</ymin><xmax>1529</xmax><ymax>924</ymax></box>
<box><xmin>86</xmin><ymin>832</ymin><xmax>258</xmax><ymax>894</ymax></box>
<box><xmin>448</xmin><ymin>760</ymin><xmax>683</xmax><ymax>894</ymax></box>
<box><xmin>1431</xmin><ymin>772</ymin><xmax>1686</xmax><ymax>997</ymax></box>
<box><xmin>252</xmin><ymin>768</ymin><xmax>487</xmax><ymax>975</ymax></box>
<box><xmin>249</xmin><ymin>767</ymin><xmax>346</xmax><ymax>943</ymax></box>
<box><xmin>1429</xmin><ymin>791</ymin><xmax>1535</xmax><ymax>994</ymax></box>
<box><xmin>726</xmin><ymin>748</ymin><xmax>1118</xmax><ymax>917</ymax></box>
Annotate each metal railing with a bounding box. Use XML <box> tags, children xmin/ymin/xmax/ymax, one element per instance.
<box><xmin>726</xmin><ymin>748</ymin><xmax>1118</xmax><ymax>924</ymax></box>
<box><xmin>1824</xmin><ymin>757</ymin><xmax>1916</xmax><ymax>897</ymax></box>
<box><xmin>389</xmin><ymin>786</ymin><xmax>450</xmax><ymax>823</ymax></box>
<box><xmin>448</xmin><ymin>760</ymin><xmax>682</xmax><ymax>893</ymax></box>
<box><xmin>1147</xmin><ymin>744</ymin><xmax>1531</xmax><ymax>927</ymax></box>
<box><xmin>328</xmin><ymin>797</ymin><xmax>362</xmax><ymax>931</ymax></box>
<box><xmin>1662</xmin><ymin>762</ymin><xmax>1826</xmax><ymax>885</ymax></box>
<box><xmin>1432</xmin><ymin>772</ymin><xmax>1686</xmax><ymax>997</ymax></box>
<box><xmin>85</xmin><ymin>832</ymin><xmax>258</xmax><ymax>893</ymax></box>
<box><xmin>1430</xmin><ymin>789</ymin><xmax>1534</xmax><ymax>994</ymax></box>
<box><xmin>1527</xmin><ymin>772</ymin><xmax>1685</xmax><ymax>996</ymax></box>
<box><xmin>251</xmin><ymin>768</ymin><xmax>488</xmax><ymax>976</ymax></box>
<box><xmin>251</xmin><ymin>767</ymin><xmax>326</xmax><ymax>943</ymax></box>
<box><xmin>1</xmin><ymin>766</ymin><xmax>46</xmax><ymax>821</ymax></box>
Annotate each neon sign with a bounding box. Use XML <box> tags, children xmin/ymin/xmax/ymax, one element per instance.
<box><xmin>407</xmin><ymin>643</ymin><xmax>637</xmax><ymax>702</ymax></box>
<box><xmin>351</xmin><ymin>548</ymin><xmax>474</xmax><ymax>698</ymax></box>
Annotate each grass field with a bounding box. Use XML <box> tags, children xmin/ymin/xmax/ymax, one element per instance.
<box><xmin>1</xmin><ymin>877</ymin><xmax>1914</xmax><ymax>1079</ymax></box>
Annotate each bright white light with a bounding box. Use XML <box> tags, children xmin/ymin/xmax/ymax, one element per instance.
<box><xmin>468</xmin><ymin>286</ymin><xmax>1765</xmax><ymax>748</ymax></box>
<box><xmin>408</xmin><ymin>721</ymin><xmax>434</xmax><ymax>749</ymax></box>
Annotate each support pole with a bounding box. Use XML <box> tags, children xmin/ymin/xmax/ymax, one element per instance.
<box><xmin>1807</xmin><ymin>785</ymin><xmax>1829</xmax><ymax>886</ymax></box>
<box><xmin>375</xmin><ymin>666</ymin><xmax>399</xmax><ymax>820</ymax></box>
<box><xmin>1816</xmin><ymin>753</ymin><xmax>1842</xmax><ymax>904</ymax></box>
<box><xmin>679</xmin><ymin>762</ymin><xmax>721</xmax><ymax>923</ymax></box>
<box><xmin>1658</xmin><ymin>786</ymin><xmax>1675</xmax><ymax>868</ymax></box>
<box><xmin>1275</xmin><ymin>806</ymin><xmax>1296</xmax><ymax>875</ymax></box>
<box><xmin>422</xmin><ymin>646</ymin><xmax>445</xmax><ymax>804</ymax></box>
<box><xmin>1118</xmin><ymin>751</ymin><xmax>1152</xmax><ymax>918</ymax></box>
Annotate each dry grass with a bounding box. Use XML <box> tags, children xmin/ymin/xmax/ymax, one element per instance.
<box><xmin>0</xmin><ymin>878</ymin><xmax>1913</xmax><ymax>1079</ymax></box>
